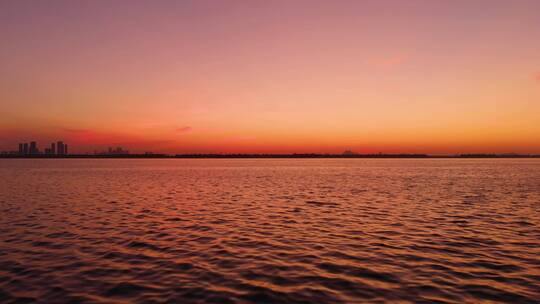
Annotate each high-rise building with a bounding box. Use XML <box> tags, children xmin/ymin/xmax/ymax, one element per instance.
<box><xmin>19</xmin><ymin>143</ymin><xmax>23</xmax><ymax>155</ymax></box>
<box><xmin>64</xmin><ymin>144</ymin><xmax>68</xmax><ymax>155</ymax></box>
<box><xmin>57</xmin><ymin>141</ymin><xmax>64</xmax><ymax>155</ymax></box>
<box><xmin>23</xmin><ymin>143</ymin><xmax>29</xmax><ymax>155</ymax></box>
<box><xmin>29</xmin><ymin>142</ymin><xmax>38</xmax><ymax>155</ymax></box>
<box><xmin>51</xmin><ymin>143</ymin><xmax>56</xmax><ymax>155</ymax></box>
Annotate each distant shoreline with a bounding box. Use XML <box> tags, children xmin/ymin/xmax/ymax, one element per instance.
<box><xmin>1</xmin><ymin>154</ymin><xmax>539</xmax><ymax>159</ymax></box>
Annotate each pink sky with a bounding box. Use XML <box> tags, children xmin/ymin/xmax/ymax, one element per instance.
<box><xmin>1</xmin><ymin>0</ymin><xmax>540</xmax><ymax>154</ymax></box>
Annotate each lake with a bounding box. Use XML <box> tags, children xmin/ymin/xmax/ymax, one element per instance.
<box><xmin>0</xmin><ymin>159</ymin><xmax>539</xmax><ymax>303</ymax></box>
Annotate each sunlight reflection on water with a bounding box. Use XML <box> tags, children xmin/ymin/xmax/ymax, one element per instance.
<box><xmin>0</xmin><ymin>159</ymin><xmax>539</xmax><ymax>303</ymax></box>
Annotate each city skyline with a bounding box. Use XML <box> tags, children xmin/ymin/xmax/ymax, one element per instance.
<box><xmin>1</xmin><ymin>1</ymin><xmax>540</xmax><ymax>154</ymax></box>
<box><xmin>2</xmin><ymin>139</ymin><xmax>539</xmax><ymax>158</ymax></box>
<box><xmin>6</xmin><ymin>141</ymin><xmax>69</xmax><ymax>156</ymax></box>
<box><xmin>1</xmin><ymin>141</ymin><xmax>136</xmax><ymax>156</ymax></box>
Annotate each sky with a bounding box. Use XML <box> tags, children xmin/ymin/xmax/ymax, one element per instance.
<box><xmin>1</xmin><ymin>0</ymin><xmax>540</xmax><ymax>154</ymax></box>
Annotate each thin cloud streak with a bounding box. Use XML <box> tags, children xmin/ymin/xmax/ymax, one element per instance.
<box><xmin>176</xmin><ymin>126</ymin><xmax>192</xmax><ymax>133</ymax></box>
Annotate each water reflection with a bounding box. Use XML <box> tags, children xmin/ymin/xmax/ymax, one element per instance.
<box><xmin>0</xmin><ymin>159</ymin><xmax>539</xmax><ymax>303</ymax></box>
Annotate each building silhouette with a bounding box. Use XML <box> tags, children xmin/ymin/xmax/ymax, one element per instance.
<box><xmin>109</xmin><ymin>147</ymin><xmax>129</xmax><ymax>155</ymax></box>
<box><xmin>57</xmin><ymin>141</ymin><xmax>64</xmax><ymax>155</ymax></box>
<box><xmin>29</xmin><ymin>142</ymin><xmax>38</xmax><ymax>155</ymax></box>
<box><xmin>97</xmin><ymin>147</ymin><xmax>130</xmax><ymax>155</ymax></box>
<box><xmin>15</xmin><ymin>141</ymin><xmax>69</xmax><ymax>156</ymax></box>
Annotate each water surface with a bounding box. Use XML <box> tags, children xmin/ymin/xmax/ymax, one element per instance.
<box><xmin>0</xmin><ymin>159</ymin><xmax>539</xmax><ymax>303</ymax></box>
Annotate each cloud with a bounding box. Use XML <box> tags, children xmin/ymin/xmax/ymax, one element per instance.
<box><xmin>176</xmin><ymin>126</ymin><xmax>192</xmax><ymax>133</ymax></box>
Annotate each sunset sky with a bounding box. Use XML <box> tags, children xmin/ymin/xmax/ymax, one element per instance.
<box><xmin>1</xmin><ymin>0</ymin><xmax>539</xmax><ymax>154</ymax></box>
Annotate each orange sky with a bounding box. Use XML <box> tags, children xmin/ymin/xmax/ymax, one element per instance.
<box><xmin>1</xmin><ymin>1</ymin><xmax>540</xmax><ymax>154</ymax></box>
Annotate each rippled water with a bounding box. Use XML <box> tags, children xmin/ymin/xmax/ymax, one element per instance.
<box><xmin>0</xmin><ymin>159</ymin><xmax>539</xmax><ymax>303</ymax></box>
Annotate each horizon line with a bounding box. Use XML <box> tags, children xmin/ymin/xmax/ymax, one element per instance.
<box><xmin>2</xmin><ymin>152</ymin><xmax>540</xmax><ymax>159</ymax></box>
